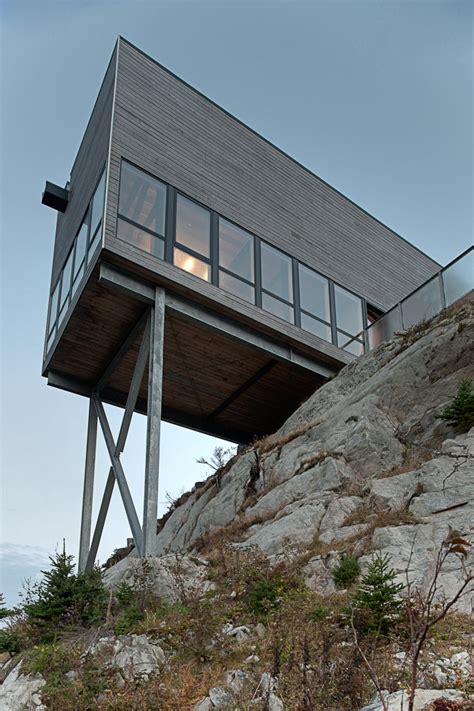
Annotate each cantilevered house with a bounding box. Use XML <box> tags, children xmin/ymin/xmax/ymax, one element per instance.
<box><xmin>41</xmin><ymin>38</ymin><xmax>440</xmax><ymax>569</ymax></box>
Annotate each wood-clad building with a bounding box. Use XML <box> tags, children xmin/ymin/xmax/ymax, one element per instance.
<box><xmin>41</xmin><ymin>38</ymin><xmax>439</xmax><ymax>566</ymax></box>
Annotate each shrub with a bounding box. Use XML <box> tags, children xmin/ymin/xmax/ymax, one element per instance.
<box><xmin>352</xmin><ymin>552</ymin><xmax>404</xmax><ymax>635</ymax></box>
<box><xmin>0</xmin><ymin>629</ymin><xmax>21</xmax><ymax>654</ymax></box>
<box><xmin>438</xmin><ymin>379</ymin><xmax>474</xmax><ymax>433</ymax></box>
<box><xmin>247</xmin><ymin>575</ymin><xmax>291</xmax><ymax>620</ymax></box>
<box><xmin>333</xmin><ymin>555</ymin><xmax>361</xmax><ymax>589</ymax></box>
<box><xmin>24</xmin><ymin>548</ymin><xmax>107</xmax><ymax>641</ymax></box>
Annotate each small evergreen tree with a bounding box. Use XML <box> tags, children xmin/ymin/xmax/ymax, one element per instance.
<box><xmin>332</xmin><ymin>555</ymin><xmax>361</xmax><ymax>589</ymax></box>
<box><xmin>352</xmin><ymin>552</ymin><xmax>404</xmax><ymax>635</ymax></box>
<box><xmin>438</xmin><ymin>379</ymin><xmax>474</xmax><ymax>433</ymax></box>
<box><xmin>25</xmin><ymin>545</ymin><xmax>106</xmax><ymax>641</ymax></box>
<box><xmin>0</xmin><ymin>593</ymin><xmax>13</xmax><ymax>620</ymax></box>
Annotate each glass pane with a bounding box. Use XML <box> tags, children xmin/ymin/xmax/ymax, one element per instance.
<box><xmin>60</xmin><ymin>250</ymin><xmax>74</xmax><ymax>309</ymax></box>
<box><xmin>334</xmin><ymin>285</ymin><xmax>363</xmax><ymax>335</ymax></box>
<box><xmin>71</xmin><ymin>262</ymin><xmax>85</xmax><ymax>301</ymax></box>
<box><xmin>47</xmin><ymin>328</ymin><xmax>56</xmax><ymax>353</ymax></box>
<box><xmin>337</xmin><ymin>331</ymin><xmax>364</xmax><ymax>356</ymax></box>
<box><xmin>49</xmin><ymin>281</ymin><xmax>60</xmax><ymax>334</ymax></box>
<box><xmin>119</xmin><ymin>162</ymin><xmax>166</xmax><ymax>236</ymax></box>
<box><xmin>174</xmin><ymin>247</ymin><xmax>210</xmax><ymax>281</ymax></box>
<box><xmin>57</xmin><ymin>300</ymin><xmax>67</xmax><ymax>329</ymax></box>
<box><xmin>219</xmin><ymin>270</ymin><xmax>255</xmax><ymax>303</ymax></box>
<box><xmin>74</xmin><ymin>222</ymin><xmax>88</xmax><ymax>277</ymax></box>
<box><xmin>262</xmin><ymin>292</ymin><xmax>294</xmax><ymax>323</ymax></box>
<box><xmin>176</xmin><ymin>194</ymin><xmax>210</xmax><ymax>257</ymax></box>
<box><xmin>90</xmin><ymin>171</ymin><xmax>106</xmax><ymax>238</ymax></box>
<box><xmin>219</xmin><ymin>219</ymin><xmax>254</xmax><ymax>281</ymax></box>
<box><xmin>117</xmin><ymin>218</ymin><xmax>164</xmax><ymax>259</ymax></box>
<box><xmin>301</xmin><ymin>312</ymin><xmax>332</xmax><ymax>342</ymax></box>
<box><xmin>261</xmin><ymin>242</ymin><xmax>293</xmax><ymax>302</ymax></box>
<box><xmin>401</xmin><ymin>276</ymin><xmax>442</xmax><ymax>329</ymax></box>
<box><xmin>298</xmin><ymin>264</ymin><xmax>330</xmax><ymax>321</ymax></box>
<box><xmin>367</xmin><ymin>307</ymin><xmax>402</xmax><ymax>349</ymax></box>
<box><xmin>88</xmin><ymin>228</ymin><xmax>101</xmax><ymax>260</ymax></box>
<box><xmin>442</xmin><ymin>250</ymin><xmax>473</xmax><ymax>307</ymax></box>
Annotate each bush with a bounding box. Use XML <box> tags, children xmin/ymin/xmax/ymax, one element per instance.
<box><xmin>0</xmin><ymin>629</ymin><xmax>21</xmax><ymax>655</ymax></box>
<box><xmin>438</xmin><ymin>379</ymin><xmax>474</xmax><ymax>433</ymax></box>
<box><xmin>333</xmin><ymin>555</ymin><xmax>361</xmax><ymax>589</ymax></box>
<box><xmin>24</xmin><ymin>548</ymin><xmax>107</xmax><ymax>641</ymax></box>
<box><xmin>352</xmin><ymin>552</ymin><xmax>404</xmax><ymax>635</ymax></box>
<box><xmin>247</xmin><ymin>575</ymin><xmax>290</xmax><ymax>620</ymax></box>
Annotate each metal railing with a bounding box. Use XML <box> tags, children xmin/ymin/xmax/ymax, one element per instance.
<box><xmin>366</xmin><ymin>246</ymin><xmax>473</xmax><ymax>351</ymax></box>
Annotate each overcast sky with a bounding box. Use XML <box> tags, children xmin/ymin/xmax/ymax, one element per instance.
<box><xmin>1</xmin><ymin>0</ymin><xmax>472</xmax><ymax>605</ymax></box>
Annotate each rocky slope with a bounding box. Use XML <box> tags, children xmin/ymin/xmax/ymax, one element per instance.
<box><xmin>109</xmin><ymin>299</ymin><xmax>474</xmax><ymax>613</ymax></box>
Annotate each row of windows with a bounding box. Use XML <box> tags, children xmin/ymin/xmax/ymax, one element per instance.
<box><xmin>46</xmin><ymin>170</ymin><xmax>106</xmax><ymax>353</ymax></box>
<box><xmin>117</xmin><ymin>161</ymin><xmax>367</xmax><ymax>355</ymax></box>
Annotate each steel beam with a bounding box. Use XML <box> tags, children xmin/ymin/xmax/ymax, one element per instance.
<box><xmin>78</xmin><ymin>400</ymin><xmax>98</xmax><ymax>572</ymax></box>
<box><xmin>143</xmin><ymin>287</ymin><xmax>165</xmax><ymax>556</ymax></box>
<box><xmin>96</xmin><ymin>310</ymin><xmax>148</xmax><ymax>393</ymax></box>
<box><xmin>208</xmin><ymin>360</ymin><xmax>277</xmax><ymax>420</ymax></box>
<box><xmin>93</xmin><ymin>396</ymin><xmax>144</xmax><ymax>556</ymax></box>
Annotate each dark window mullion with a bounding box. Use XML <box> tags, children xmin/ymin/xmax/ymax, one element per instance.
<box><xmin>328</xmin><ymin>281</ymin><xmax>338</xmax><ymax>347</ymax></box>
<box><xmin>292</xmin><ymin>257</ymin><xmax>301</xmax><ymax>328</ymax></box>
<box><xmin>165</xmin><ymin>186</ymin><xmax>176</xmax><ymax>264</ymax></box>
<box><xmin>211</xmin><ymin>212</ymin><xmax>219</xmax><ymax>287</ymax></box>
<box><xmin>255</xmin><ymin>236</ymin><xmax>262</xmax><ymax>308</ymax></box>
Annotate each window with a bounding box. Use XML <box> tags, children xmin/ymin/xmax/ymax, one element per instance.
<box><xmin>174</xmin><ymin>247</ymin><xmax>209</xmax><ymax>281</ymax></box>
<box><xmin>218</xmin><ymin>218</ymin><xmax>255</xmax><ymax>303</ymax></box>
<box><xmin>261</xmin><ymin>242</ymin><xmax>294</xmax><ymax>322</ymax></box>
<box><xmin>174</xmin><ymin>194</ymin><xmax>211</xmax><ymax>281</ymax></box>
<box><xmin>117</xmin><ymin>162</ymin><xmax>167</xmax><ymax>258</ymax></box>
<box><xmin>90</xmin><ymin>171</ymin><xmax>106</xmax><ymax>239</ymax></box>
<box><xmin>48</xmin><ymin>281</ymin><xmax>60</xmax><ymax>337</ymax></box>
<box><xmin>298</xmin><ymin>264</ymin><xmax>331</xmax><ymax>341</ymax></box>
<box><xmin>59</xmin><ymin>248</ymin><xmax>74</xmax><ymax>313</ymax></box>
<box><xmin>334</xmin><ymin>285</ymin><xmax>364</xmax><ymax>354</ymax></box>
<box><xmin>175</xmin><ymin>194</ymin><xmax>210</xmax><ymax>258</ymax></box>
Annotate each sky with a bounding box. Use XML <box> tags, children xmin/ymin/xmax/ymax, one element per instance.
<box><xmin>0</xmin><ymin>0</ymin><xmax>472</xmax><ymax>605</ymax></box>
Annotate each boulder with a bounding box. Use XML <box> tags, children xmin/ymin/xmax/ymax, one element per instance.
<box><xmin>0</xmin><ymin>662</ymin><xmax>46</xmax><ymax>711</ymax></box>
<box><xmin>359</xmin><ymin>688</ymin><xmax>464</xmax><ymax>711</ymax></box>
<box><xmin>88</xmin><ymin>634</ymin><xmax>165</xmax><ymax>680</ymax></box>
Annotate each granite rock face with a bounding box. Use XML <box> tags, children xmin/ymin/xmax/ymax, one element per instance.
<box><xmin>113</xmin><ymin>303</ymin><xmax>474</xmax><ymax>610</ymax></box>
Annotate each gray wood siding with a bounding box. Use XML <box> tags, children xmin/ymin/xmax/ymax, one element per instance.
<box><xmin>51</xmin><ymin>47</ymin><xmax>116</xmax><ymax>285</ymax></box>
<box><xmin>104</xmin><ymin>38</ymin><xmax>438</xmax><ymax>313</ymax></box>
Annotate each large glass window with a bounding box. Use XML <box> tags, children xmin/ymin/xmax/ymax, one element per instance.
<box><xmin>117</xmin><ymin>162</ymin><xmax>167</xmax><ymax>259</ymax></box>
<box><xmin>218</xmin><ymin>218</ymin><xmax>255</xmax><ymax>303</ymax></box>
<box><xmin>261</xmin><ymin>242</ymin><xmax>292</xmax><ymax>302</ymax></box>
<box><xmin>59</xmin><ymin>248</ymin><xmax>74</xmax><ymax>313</ymax></box>
<box><xmin>48</xmin><ymin>281</ymin><xmax>60</xmax><ymax>336</ymax></box>
<box><xmin>119</xmin><ymin>162</ymin><xmax>166</xmax><ymax>237</ymax></box>
<box><xmin>175</xmin><ymin>194</ymin><xmax>210</xmax><ymax>258</ymax></box>
<box><xmin>298</xmin><ymin>264</ymin><xmax>331</xmax><ymax>341</ymax></box>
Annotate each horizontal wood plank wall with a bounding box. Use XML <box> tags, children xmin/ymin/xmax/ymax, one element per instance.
<box><xmin>51</xmin><ymin>47</ymin><xmax>116</xmax><ymax>285</ymax></box>
<box><xmin>104</xmin><ymin>39</ymin><xmax>438</xmax><ymax>312</ymax></box>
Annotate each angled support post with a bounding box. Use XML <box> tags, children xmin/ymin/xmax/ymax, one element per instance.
<box><xmin>78</xmin><ymin>400</ymin><xmax>98</xmax><ymax>572</ymax></box>
<box><xmin>143</xmin><ymin>287</ymin><xmax>165</xmax><ymax>556</ymax></box>
<box><xmin>93</xmin><ymin>396</ymin><xmax>144</xmax><ymax>556</ymax></box>
<box><xmin>84</xmin><ymin>312</ymin><xmax>151</xmax><ymax>569</ymax></box>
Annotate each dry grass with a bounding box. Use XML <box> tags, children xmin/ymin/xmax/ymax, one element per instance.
<box><xmin>253</xmin><ymin>418</ymin><xmax>323</xmax><ymax>455</ymax></box>
<box><xmin>378</xmin><ymin>447</ymin><xmax>434</xmax><ymax>479</ymax></box>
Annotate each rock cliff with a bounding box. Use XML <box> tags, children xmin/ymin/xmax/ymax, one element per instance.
<box><xmin>109</xmin><ymin>300</ymin><xmax>474</xmax><ymax>613</ymax></box>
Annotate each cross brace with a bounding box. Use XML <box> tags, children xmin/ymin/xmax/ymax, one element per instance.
<box><xmin>78</xmin><ymin>286</ymin><xmax>165</xmax><ymax>572</ymax></box>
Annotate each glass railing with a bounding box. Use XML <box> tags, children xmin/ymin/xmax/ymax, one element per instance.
<box><xmin>366</xmin><ymin>246</ymin><xmax>473</xmax><ymax>351</ymax></box>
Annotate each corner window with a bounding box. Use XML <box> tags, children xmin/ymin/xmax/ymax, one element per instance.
<box><xmin>174</xmin><ymin>247</ymin><xmax>209</xmax><ymax>281</ymax></box>
<box><xmin>90</xmin><ymin>171</ymin><xmax>106</xmax><ymax>239</ymax></box>
<box><xmin>117</xmin><ymin>162</ymin><xmax>167</xmax><ymax>259</ymax></box>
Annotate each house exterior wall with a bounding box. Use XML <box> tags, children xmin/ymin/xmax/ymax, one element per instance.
<box><xmin>103</xmin><ymin>38</ymin><xmax>438</xmax><ymax>315</ymax></box>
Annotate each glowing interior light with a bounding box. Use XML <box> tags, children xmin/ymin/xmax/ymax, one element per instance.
<box><xmin>183</xmin><ymin>257</ymin><xmax>195</xmax><ymax>272</ymax></box>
